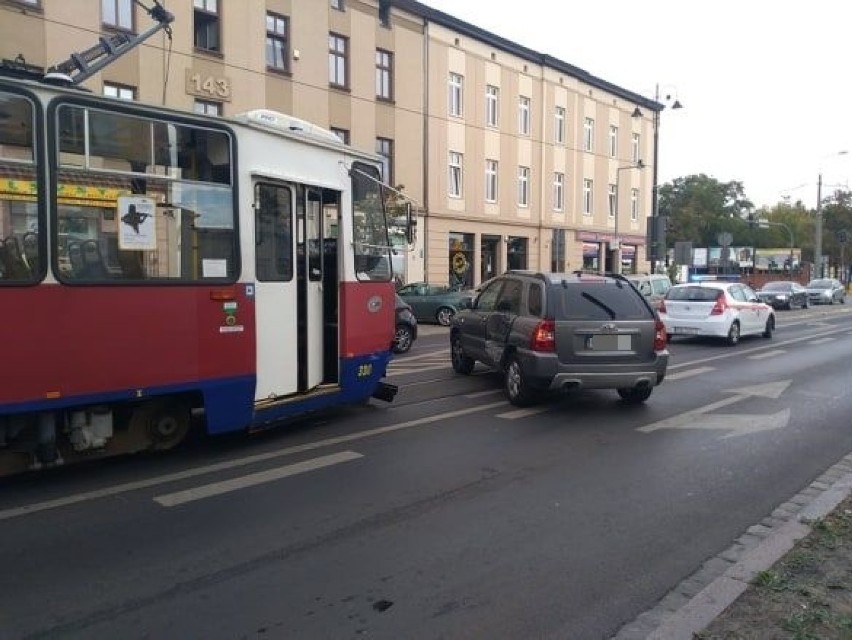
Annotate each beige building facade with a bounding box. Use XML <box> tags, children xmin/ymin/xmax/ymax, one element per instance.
<box><xmin>0</xmin><ymin>0</ymin><xmax>659</xmax><ymax>287</ymax></box>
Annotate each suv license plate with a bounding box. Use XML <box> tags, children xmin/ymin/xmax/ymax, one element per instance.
<box><xmin>591</xmin><ymin>334</ymin><xmax>632</xmax><ymax>351</ymax></box>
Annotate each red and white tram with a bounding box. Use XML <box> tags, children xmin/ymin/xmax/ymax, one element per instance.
<box><xmin>0</xmin><ymin>77</ymin><xmax>404</xmax><ymax>475</ymax></box>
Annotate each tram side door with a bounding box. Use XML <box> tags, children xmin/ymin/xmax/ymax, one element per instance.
<box><xmin>253</xmin><ymin>182</ymin><xmax>323</xmax><ymax>399</ymax></box>
<box><xmin>298</xmin><ymin>187</ymin><xmax>324</xmax><ymax>392</ymax></box>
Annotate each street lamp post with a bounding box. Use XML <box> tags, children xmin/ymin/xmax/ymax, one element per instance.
<box><xmin>614</xmin><ymin>161</ymin><xmax>645</xmax><ymax>274</ymax></box>
<box><xmin>815</xmin><ymin>150</ymin><xmax>848</xmax><ymax>278</ymax></box>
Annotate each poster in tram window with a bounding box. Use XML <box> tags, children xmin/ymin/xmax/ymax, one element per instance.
<box><xmin>117</xmin><ymin>196</ymin><xmax>157</xmax><ymax>250</ymax></box>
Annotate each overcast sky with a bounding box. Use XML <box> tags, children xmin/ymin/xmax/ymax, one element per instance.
<box><xmin>419</xmin><ymin>0</ymin><xmax>852</xmax><ymax>210</ymax></box>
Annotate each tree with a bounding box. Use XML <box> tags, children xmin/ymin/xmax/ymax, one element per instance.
<box><xmin>657</xmin><ymin>174</ymin><xmax>753</xmax><ymax>249</ymax></box>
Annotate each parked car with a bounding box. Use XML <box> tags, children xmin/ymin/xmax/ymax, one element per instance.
<box><xmin>450</xmin><ymin>271</ymin><xmax>669</xmax><ymax>406</ymax></box>
<box><xmin>805</xmin><ymin>278</ymin><xmax>846</xmax><ymax>305</ymax></box>
<box><xmin>625</xmin><ymin>273</ymin><xmax>673</xmax><ymax>310</ymax></box>
<box><xmin>393</xmin><ymin>294</ymin><xmax>418</xmax><ymax>354</ymax></box>
<box><xmin>396</xmin><ymin>282</ymin><xmax>475</xmax><ymax>326</ymax></box>
<box><xmin>659</xmin><ymin>281</ymin><xmax>775</xmax><ymax>345</ymax></box>
<box><xmin>756</xmin><ymin>281</ymin><xmax>809</xmax><ymax>310</ymax></box>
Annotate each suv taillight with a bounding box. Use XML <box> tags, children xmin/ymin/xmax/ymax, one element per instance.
<box><xmin>653</xmin><ymin>317</ymin><xmax>667</xmax><ymax>351</ymax></box>
<box><xmin>710</xmin><ymin>292</ymin><xmax>728</xmax><ymax>315</ymax></box>
<box><xmin>530</xmin><ymin>319</ymin><xmax>556</xmax><ymax>352</ymax></box>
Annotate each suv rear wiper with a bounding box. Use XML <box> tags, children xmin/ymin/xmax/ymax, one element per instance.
<box><xmin>581</xmin><ymin>291</ymin><xmax>616</xmax><ymax>319</ymax></box>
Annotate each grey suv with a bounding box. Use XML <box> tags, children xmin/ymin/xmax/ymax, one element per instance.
<box><xmin>450</xmin><ymin>272</ymin><xmax>669</xmax><ymax>406</ymax></box>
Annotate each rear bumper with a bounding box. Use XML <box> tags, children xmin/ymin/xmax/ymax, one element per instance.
<box><xmin>519</xmin><ymin>351</ymin><xmax>669</xmax><ymax>391</ymax></box>
<box><xmin>660</xmin><ymin>315</ymin><xmax>730</xmax><ymax>338</ymax></box>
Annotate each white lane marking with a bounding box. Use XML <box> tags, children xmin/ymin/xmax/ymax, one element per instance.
<box><xmin>809</xmin><ymin>337</ymin><xmax>835</xmax><ymax>345</ymax></box>
<box><xmin>391</xmin><ymin>350</ymin><xmax>449</xmax><ymax>364</ymax></box>
<box><xmin>497</xmin><ymin>407</ymin><xmax>550</xmax><ymax>420</ymax></box>
<box><xmin>388</xmin><ymin>363</ymin><xmax>449</xmax><ymax>376</ymax></box>
<box><xmin>666</xmin><ymin>366</ymin><xmax>715</xmax><ymax>381</ymax></box>
<box><xmin>748</xmin><ymin>350</ymin><xmax>787</xmax><ymax>360</ymax></box>
<box><xmin>154</xmin><ymin>451</ymin><xmax>362</xmax><ymax>507</ymax></box>
<box><xmin>466</xmin><ymin>389</ymin><xmax>503</xmax><ymax>398</ymax></box>
<box><xmin>0</xmin><ymin>400</ymin><xmax>506</xmax><ymax>522</ymax></box>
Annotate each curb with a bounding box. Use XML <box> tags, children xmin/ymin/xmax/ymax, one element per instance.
<box><xmin>613</xmin><ymin>453</ymin><xmax>852</xmax><ymax>639</ymax></box>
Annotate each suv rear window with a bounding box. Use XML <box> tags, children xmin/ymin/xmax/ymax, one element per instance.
<box><xmin>666</xmin><ymin>286</ymin><xmax>721</xmax><ymax>302</ymax></box>
<box><xmin>552</xmin><ymin>282</ymin><xmax>652</xmax><ymax>321</ymax></box>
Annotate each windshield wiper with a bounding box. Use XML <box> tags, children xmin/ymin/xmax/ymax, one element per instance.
<box><xmin>581</xmin><ymin>291</ymin><xmax>616</xmax><ymax>319</ymax></box>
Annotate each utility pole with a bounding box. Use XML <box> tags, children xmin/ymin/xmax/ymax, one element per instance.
<box><xmin>815</xmin><ymin>173</ymin><xmax>823</xmax><ymax>278</ymax></box>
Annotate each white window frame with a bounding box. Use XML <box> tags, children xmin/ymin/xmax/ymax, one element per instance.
<box><xmin>554</xmin><ymin>106</ymin><xmax>565</xmax><ymax>144</ymax></box>
<box><xmin>608</xmin><ymin>183</ymin><xmax>617</xmax><ymax>218</ymax></box>
<box><xmin>449</xmin><ymin>73</ymin><xmax>464</xmax><ymax>118</ymax></box>
<box><xmin>486</xmin><ymin>85</ymin><xmax>499</xmax><ymax>128</ymax></box>
<box><xmin>518</xmin><ymin>166</ymin><xmax>530</xmax><ymax>207</ymax></box>
<box><xmin>485</xmin><ymin>159</ymin><xmax>498</xmax><ymax>203</ymax></box>
<box><xmin>632</xmin><ymin>132</ymin><xmax>641</xmax><ymax>163</ymax></box>
<box><xmin>583</xmin><ymin>178</ymin><xmax>593</xmax><ymax>215</ymax></box>
<box><xmin>631</xmin><ymin>188</ymin><xmax>639</xmax><ymax>221</ymax></box>
<box><xmin>448</xmin><ymin>151</ymin><xmax>463</xmax><ymax>198</ymax></box>
<box><xmin>583</xmin><ymin>117</ymin><xmax>594</xmax><ymax>152</ymax></box>
<box><xmin>103</xmin><ymin>0</ymin><xmax>134</xmax><ymax>30</ymax></box>
<box><xmin>103</xmin><ymin>82</ymin><xmax>135</xmax><ymax>101</ymax></box>
<box><xmin>553</xmin><ymin>172</ymin><xmax>564</xmax><ymax>212</ymax></box>
<box><xmin>609</xmin><ymin>125</ymin><xmax>618</xmax><ymax>158</ymax></box>
<box><xmin>518</xmin><ymin>96</ymin><xmax>530</xmax><ymax>136</ymax></box>
<box><xmin>194</xmin><ymin>99</ymin><xmax>222</xmax><ymax>116</ymax></box>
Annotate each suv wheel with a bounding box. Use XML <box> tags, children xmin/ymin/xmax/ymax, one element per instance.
<box><xmin>617</xmin><ymin>387</ymin><xmax>653</xmax><ymax>404</ymax></box>
<box><xmin>450</xmin><ymin>335</ymin><xmax>475</xmax><ymax>375</ymax></box>
<box><xmin>726</xmin><ymin>321</ymin><xmax>740</xmax><ymax>346</ymax></box>
<box><xmin>505</xmin><ymin>355</ymin><xmax>536</xmax><ymax>407</ymax></box>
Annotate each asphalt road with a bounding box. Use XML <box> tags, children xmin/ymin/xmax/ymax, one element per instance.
<box><xmin>3</xmin><ymin>305</ymin><xmax>852</xmax><ymax>639</ymax></box>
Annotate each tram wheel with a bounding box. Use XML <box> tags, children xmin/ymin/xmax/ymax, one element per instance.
<box><xmin>130</xmin><ymin>400</ymin><xmax>191</xmax><ymax>451</ymax></box>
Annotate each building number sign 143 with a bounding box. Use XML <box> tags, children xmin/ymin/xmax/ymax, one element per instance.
<box><xmin>187</xmin><ymin>72</ymin><xmax>231</xmax><ymax>101</ymax></box>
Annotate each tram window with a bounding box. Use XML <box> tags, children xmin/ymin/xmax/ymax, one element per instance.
<box><xmin>351</xmin><ymin>162</ymin><xmax>391</xmax><ymax>282</ymax></box>
<box><xmin>53</xmin><ymin>103</ymin><xmax>236</xmax><ymax>284</ymax></box>
<box><xmin>0</xmin><ymin>91</ymin><xmax>42</xmax><ymax>284</ymax></box>
<box><xmin>255</xmin><ymin>183</ymin><xmax>293</xmax><ymax>282</ymax></box>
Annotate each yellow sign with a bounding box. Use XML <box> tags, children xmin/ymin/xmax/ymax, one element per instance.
<box><xmin>0</xmin><ymin>179</ymin><xmax>128</xmax><ymax>207</ymax></box>
<box><xmin>452</xmin><ymin>251</ymin><xmax>468</xmax><ymax>275</ymax></box>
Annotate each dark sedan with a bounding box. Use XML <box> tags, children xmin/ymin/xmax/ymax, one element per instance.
<box><xmin>756</xmin><ymin>281</ymin><xmax>809</xmax><ymax>310</ymax></box>
<box><xmin>806</xmin><ymin>278</ymin><xmax>846</xmax><ymax>305</ymax></box>
<box><xmin>397</xmin><ymin>282</ymin><xmax>475</xmax><ymax>326</ymax></box>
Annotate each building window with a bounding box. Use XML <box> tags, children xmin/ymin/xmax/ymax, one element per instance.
<box><xmin>376</xmin><ymin>137</ymin><xmax>393</xmax><ymax>185</ymax></box>
<box><xmin>486</xmin><ymin>85</ymin><xmax>499</xmax><ymax>128</ymax></box>
<box><xmin>448</xmin><ymin>151</ymin><xmax>463</xmax><ymax>198</ymax></box>
<box><xmin>330</xmin><ymin>0</ymin><xmax>343</xmax><ymax>9</ymax></box>
<box><xmin>193</xmin><ymin>0</ymin><xmax>220</xmax><ymax>53</ymax></box>
<box><xmin>266</xmin><ymin>12</ymin><xmax>289</xmax><ymax>71</ymax></box>
<box><xmin>555</xmin><ymin>106</ymin><xmax>565</xmax><ymax>144</ymax></box>
<box><xmin>103</xmin><ymin>0</ymin><xmax>133</xmax><ymax>30</ymax></box>
<box><xmin>583</xmin><ymin>117</ymin><xmax>594</xmax><ymax>152</ymax></box>
<box><xmin>553</xmin><ymin>172</ymin><xmax>564</xmax><ymax>212</ymax></box>
<box><xmin>103</xmin><ymin>82</ymin><xmax>135</xmax><ymax>100</ymax></box>
<box><xmin>329</xmin><ymin>33</ymin><xmax>348</xmax><ymax>88</ymax></box>
<box><xmin>194</xmin><ymin>99</ymin><xmax>221</xmax><ymax>116</ymax></box>
<box><xmin>631</xmin><ymin>188</ymin><xmax>639</xmax><ymax>221</ymax></box>
<box><xmin>507</xmin><ymin>237</ymin><xmax>528</xmax><ymax>270</ymax></box>
<box><xmin>609</xmin><ymin>125</ymin><xmax>618</xmax><ymax>158</ymax></box>
<box><xmin>518</xmin><ymin>96</ymin><xmax>530</xmax><ymax>136</ymax></box>
<box><xmin>485</xmin><ymin>159</ymin><xmax>498</xmax><ymax>203</ymax></box>
<box><xmin>331</xmin><ymin>128</ymin><xmax>349</xmax><ymax>144</ymax></box>
<box><xmin>376</xmin><ymin>49</ymin><xmax>393</xmax><ymax>100</ymax></box>
<box><xmin>583</xmin><ymin>178</ymin><xmax>593</xmax><ymax>215</ymax></box>
<box><xmin>608</xmin><ymin>183</ymin><xmax>616</xmax><ymax>218</ymax></box>
<box><xmin>632</xmin><ymin>132</ymin><xmax>641</xmax><ymax>163</ymax></box>
<box><xmin>518</xmin><ymin>166</ymin><xmax>530</xmax><ymax>207</ymax></box>
<box><xmin>449</xmin><ymin>73</ymin><xmax>463</xmax><ymax>117</ymax></box>
<box><xmin>551</xmin><ymin>228</ymin><xmax>566</xmax><ymax>272</ymax></box>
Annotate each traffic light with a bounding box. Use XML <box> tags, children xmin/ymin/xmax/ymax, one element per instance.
<box><xmin>645</xmin><ymin>215</ymin><xmax>668</xmax><ymax>262</ymax></box>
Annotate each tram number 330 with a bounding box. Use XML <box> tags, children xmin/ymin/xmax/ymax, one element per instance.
<box><xmin>357</xmin><ymin>364</ymin><xmax>373</xmax><ymax>379</ymax></box>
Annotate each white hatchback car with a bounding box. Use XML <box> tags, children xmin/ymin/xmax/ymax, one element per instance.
<box><xmin>659</xmin><ymin>281</ymin><xmax>775</xmax><ymax>345</ymax></box>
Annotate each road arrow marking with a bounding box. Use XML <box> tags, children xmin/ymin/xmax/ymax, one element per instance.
<box><xmin>638</xmin><ymin>380</ymin><xmax>792</xmax><ymax>436</ymax></box>
<box><xmin>667</xmin><ymin>366</ymin><xmax>715</xmax><ymax>381</ymax></box>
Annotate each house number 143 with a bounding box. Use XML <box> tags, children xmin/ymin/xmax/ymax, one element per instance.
<box><xmin>189</xmin><ymin>73</ymin><xmax>231</xmax><ymax>100</ymax></box>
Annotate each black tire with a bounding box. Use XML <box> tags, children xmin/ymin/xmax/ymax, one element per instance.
<box><xmin>726</xmin><ymin>321</ymin><xmax>740</xmax><ymax>346</ymax></box>
<box><xmin>802</xmin><ymin>298</ymin><xmax>809</xmax><ymax>309</ymax></box>
<box><xmin>392</xmin><ymin>324</ymin><xmax>414</xmax><ymax>354</ymax></box>
<box><xmin>762</xmin><ymin>315</ymin><xmax>775</xmax><ymax>339</ymax></box>
<box><xmin>504</xmin><ymin>355</ymin><xmax>536</xmax><ymax>407</ymax></box>
<box><xmin>617</xmin><ymin>386</ymin><xmax>653</xmax><ymax>404</ymax></box>
<box><xmin>450</xmin><ymin>334</ymin><xmax>475</xmax><ymax>375</ymax></box>
<box><xmin>436</xmin><ymin>306</ymin><xmax>454</xmax><ymax>326</ymax></box>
